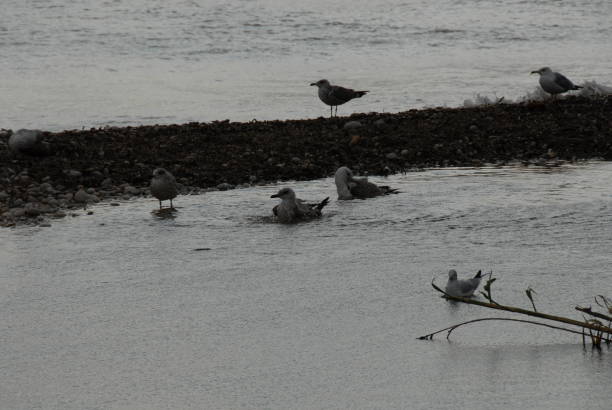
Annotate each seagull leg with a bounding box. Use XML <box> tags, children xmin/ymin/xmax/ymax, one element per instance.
<box><xmin>330</xmin><ymin>106</ymin><xmax>333</xmax><ymax>118</ymax></box>
<box><xmin>335</xmin><ymin>106</ymin><xmax>338</xmax><ymax>117</ymax></box>
<box><xmin>159</xmin><ymin>200</ymin><xmax>162</xmax><ymax>210</ymax></box>
<box><xmin>170</xmin><ymin>199</ymin><xmax>174</xmax><ymax>209</ymax></box>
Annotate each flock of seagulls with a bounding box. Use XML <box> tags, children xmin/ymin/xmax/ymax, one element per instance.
<box><xmin>311</xmin><ymin>68</ymin><xmax>583</xmax><ymax>116</ymax></box>
<box><xmin>150</xmin><ymin>165</ymin><xmax>398</xmax><ymax>222</ymax></box>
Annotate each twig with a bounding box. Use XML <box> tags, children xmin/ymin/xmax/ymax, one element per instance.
<box><xmin>575</xmin><ymin>306</ymin><xmax>612</xmax><ymax>322</ymax></box>
<box><xmin>417</xmin><ymin>317</ymin><xmax>611</xmax><ymax>341</ymax></box>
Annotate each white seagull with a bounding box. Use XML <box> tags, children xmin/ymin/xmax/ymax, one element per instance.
<box><xmin>445</xmin><ymin>269</ymin><xmax>484</xmax><ymax>298</ymax></box>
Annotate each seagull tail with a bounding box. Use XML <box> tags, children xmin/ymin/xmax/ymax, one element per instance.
<box><xmin>572</xmin><ymin>85</ymin><xmax>583</xmax><ymax>90</ymax></box>
<box><xmin>379</xmin><ymin>186</ymin><xmax>399</xmax><ymax>195</ymax></box>
<box><xmin>315</xmin><ymin>197</ymin><xmax>330</xmax><ymax>212</ymax></box>
<box><xmin>473</xmin><ymin>270</ymin><xmax>482</xmax><ymax>279</ymax></box>
<box><xmin>355</xmin><ymin>91</ymin><xmax>368</xmax><ymax>98</ymax></box>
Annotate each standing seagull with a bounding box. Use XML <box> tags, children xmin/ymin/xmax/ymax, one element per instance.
<box><xmin>270</xmin><ymin>187</ymin><xmax>330</xmax><ymax>223</ymax></box>
<box><xmin>310</xmin><ymin>79</ymin><xmax>368</xmax><ymax>117</ymax></box>
<box><xmin>445</xmin><ymin>270</ymin><xmax>484</xmax><ymax>298</ymax></box>
<box><xmin>334</xmin><ymin>166</ymin><xmax>398</xmax><ymax>200</ymax></box>
<box><xmin>150</xmin><ymin>168</ymin><xmax>178</xmax><ymax>209</ymax></box>
<box><xmin>530</xmin><ymin>67</ymin><xmax>582</xmax><ymax>96</ymax></box>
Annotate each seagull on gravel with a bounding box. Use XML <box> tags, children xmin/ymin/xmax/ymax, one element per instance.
<box><xmin>530</xmin><ymin>67</ymin><xmax>582</xmax><ymax>96</ymax></box>
<box><xmin>310</xmin><ymin>79</ymin><xmax>368</xmax><ymax>117</ymax></box>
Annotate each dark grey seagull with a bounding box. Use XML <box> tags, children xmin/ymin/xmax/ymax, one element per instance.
<box><xmin>271</xmin><ymin>187</ymin><xmax>330</xmax><ymax>223</ymax></box>
<box><xmin>530</xmin><ymin>67</ymin><xmax>582</xmax><ymax>96</ymax></box>
<box><xmin>310</xmin><ymin>79</ymin><xmax>368</xmax><ymax>117</ymax></box>
<box><xmin>150</xmin><ymin>168</ymin><xmax>178</xmax><ymax>209</ymax></box>
<box><xmin>334</xmin><ymin>166</ymin><xmax>398</xmax><ymax>200</ymax></box>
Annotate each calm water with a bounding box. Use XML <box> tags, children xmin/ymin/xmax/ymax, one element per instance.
<box><xmin>1</xmin><ymin>162</ymin><xmax>612</xmax><ymax>409</ymax></box>
<box><xmin>1</xmin><ymin>0</ymin><xmax>611</xmax><ymax>130</ymax></box>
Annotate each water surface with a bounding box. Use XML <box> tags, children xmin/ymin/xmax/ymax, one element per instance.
<box><xmin>1</xmin><ymin>162</ymin><xmax>612</xmax><ymax>409</ymax></box>
<box><xmin>2</xmin><ymin>0</ymin><xmax>611</xmax><ymax>130</ymax></box>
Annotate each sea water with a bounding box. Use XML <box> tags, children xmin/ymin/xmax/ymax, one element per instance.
<box><xmin>1</xmin><ymin>0</ymin><xmax>611</xmax><ymax>130</ymax></box>
<box><xmin>1</xmin><ymin>162</ymin><xmax>612</xmax><ymax>409</ymax></box>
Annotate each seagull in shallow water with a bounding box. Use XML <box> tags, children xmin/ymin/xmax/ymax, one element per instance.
<box><xmin>334</xmin><ymin>166</ymin><xmax>398</xmax><ymax>200</ymax></box>
<box><xmin>445</xmin><ymin>269</ymin><xmax>484</xmax><ymax>298</ymax></box>
<box><xmin>150</xmin><ymin>168</ymin><xmax>178</xmax><ymax>209</ymax></box>
<box><xmin>270</xmin><ymin>187</ymin><xmax>330</xmax><ymax>223</ymax></box>
<box><xmin>530</xmin><ymin>67</ymin><xmax>582</xmax><ymax>96</ymax></box>
<box><xmin>310</xmin><ymin>79</ymin><xmax>368</xmax><ymax>117</ymax></box>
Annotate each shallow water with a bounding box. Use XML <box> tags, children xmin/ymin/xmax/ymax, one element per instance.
<box><xmin>1</xmin><ymin>162</ymin><xmax>612</xmax><ymax>409</ymax></box>
<box><xmin>2</xmin><ymin>0</ymin><xmax>611</xmax><ymax>130</ymax></box>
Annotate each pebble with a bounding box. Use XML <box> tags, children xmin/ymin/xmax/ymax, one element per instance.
<box><xmin>386</xmin><ymin>152</ymin><xmax>399</xmax><ymax>160</ymax></box>
<box><xmin>73</xmin><ymin>188</ymin><xmax>91</xmax><ymax>203</ymax></box>
<box><xmin>65</xmin><ymin>169</ymin><xmax>82</xmax><ymax>178</ymax></box>
<box><xmin>343</xmin><ymin>121</ymin><xmax>362</xmax><ymax>130</ymax></box>
<box><xmin>217</xmin><ymin>182</ymin><xmax>234</xmax><ymax>191</ymax></box>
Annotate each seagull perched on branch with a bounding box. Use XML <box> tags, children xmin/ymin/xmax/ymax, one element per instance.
<box><xmin>445</xmin><ymin>270</ymin><xmax>484</xmax><ymax>298</ymax></box>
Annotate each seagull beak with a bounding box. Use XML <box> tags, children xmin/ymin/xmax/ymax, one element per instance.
<box><xmin>530</xmin><ymin>70</ymin><xmax>539</xmax><ymax>75</ymax></box>
<box><xmin>310</xmin><ymin>82</ymin><xmax>317</xmax><ymax>86</ymax></box>
<box><xmin>270</xmin><ymin>194</ymin><xmax>279</xmax><ymax>198</ymax></box>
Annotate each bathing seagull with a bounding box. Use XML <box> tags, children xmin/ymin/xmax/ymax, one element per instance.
<box><xmin>445</xmin><ymin>269</ymin><xmax>484</xmax><ymax>298</ymax></box>
<box><xmin>8</xmin><ymin>129</ymin><xmax>50</xmax><ymax>156</ymax></box>
<box><xmin>270</xmin><ymin>187</ymin><xmax>330</xmax><ymax>223</ymax></box>
<box><xmin>530</xmin><ymin>67</ymin><xmax>582</xmax><ymax>96</ymax></box>
<box><xmin>310</xmin><ymin>79</ymin><xmax>368</xmax><ymax>117</ymax></box>
<box><xmin>334</xmin><ymin>166</ymin><xmax>398</xmax><ymax>200</ymax></box>
<box><xmin>150</xmin><ymin>168</ymin><xmax>178</xmax><ymax>209</ymax></box>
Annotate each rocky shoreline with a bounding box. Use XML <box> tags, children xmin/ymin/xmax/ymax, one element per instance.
<box><xmin>1</xmin><ymin>96</ymin><xmax>612</xmax><ymax>227</ymax></box>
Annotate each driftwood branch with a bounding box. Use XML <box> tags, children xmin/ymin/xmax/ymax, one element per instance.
<box><xmin>417</xmin><ymin>317</ymin><xmax>611</xmax><ymax>342</ymax></box>
<box><xmin>430</xmin><ymin>280</ymin><xmax>612</xmax><ymax>336</ymax></box>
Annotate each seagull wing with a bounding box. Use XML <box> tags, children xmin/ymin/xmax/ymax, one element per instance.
<box><xmin>329</xmin><ymin>85</ymin><xmax>361</xmax><ymax>103</ymax></box>
<box><xmin>554</xmin><ymin>72</ymin><xmax>575</xmax><ymax>91</ymax></box>
<box><xmin>349</xmin><ymin>178</ymin><xmax>383</xmax><ymax>198</ymax></box>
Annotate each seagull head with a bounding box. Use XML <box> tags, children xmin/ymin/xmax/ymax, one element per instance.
<box><xmin>334</xmin><ymin>166</ymin><xmax>355</xmax><ymax>199</ymax></box>
<box><xmin>153</xmin><ymin>168</ymin><xmax>168</xmax><ymax>178</ymax></box>
<box><xmin>531</xmin><ymin>67</ymin><xmax>551</xmax><ymax>75</ymax></box>
<box><xmin>270</xmin><ymin>187</ymin><xmax>296</xmax><ymax>200</ymax></box>
<box><xmin>310</xmin><ymin>79</ymin><xmax>330</xmax><ymax>88</ymax></box>
<box><xmin>448</xmin><ymin>269</ymin><xmax>458</xmax><ymax>281</ymax></box>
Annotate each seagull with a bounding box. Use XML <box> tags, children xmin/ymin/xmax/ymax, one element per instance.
<box><xmin>445</xmin><ymin>269</ymin><xmax>484</xmax><ymax>298</ymax></box>
<box><xmin>270</xmin><ymin>187</ymin><xmax>330</xmax><ymax>223</ymax></box>
<box><xmin>334</xmin><ymin>166</ymin><xmax>398</xmax><ymax>200</ymax></box>
<box><xmin>310</xmin><ymin>79</ymin><xmax>368</xmax><ymax>117</ymax></box>
<box><xmin>8</xmin><ymin>129</ymin><xmax>51</xmax><ymax>156</ymax></box>
<box><xmin>150</xmin><ymin>168</ymin><xmax>178</xmax><ymax>209</ymax></box>
<box><xmin>530</xmin><ymin>67</ymin><xmax>582</xmax><ymax>96</ymax></box>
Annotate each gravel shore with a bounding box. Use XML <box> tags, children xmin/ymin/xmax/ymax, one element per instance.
<box><xmin>1</xmin><ymin>96</ymin><xmax>611</xmax><ymax>227</ymax></box>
